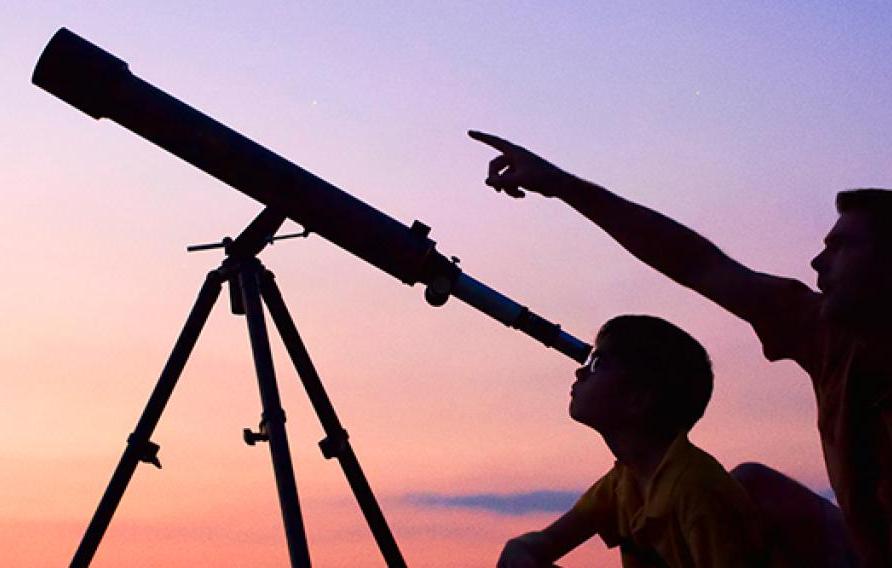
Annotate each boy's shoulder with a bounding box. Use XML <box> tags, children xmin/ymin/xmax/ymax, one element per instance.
<box><xmin>666</xmin><ymin>439</ymin><xmax>756</xmax><ymax>523</ymax></box>
<box><xmin>575</xmin><ymin>437</ymin><xmax>756</xmax><ymax>524</ymax></box>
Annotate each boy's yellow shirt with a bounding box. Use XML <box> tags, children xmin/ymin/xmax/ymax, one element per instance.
<box><xmin>572</xmin><ymin>434</ymin><xmax>766</xmax><ymax>567</ymax></box>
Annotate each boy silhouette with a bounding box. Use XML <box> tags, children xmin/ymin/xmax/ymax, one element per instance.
<box><xmin>498</xmin><ymin>315</ymin><xmax>765</xmax><ymax>567</ymax></box>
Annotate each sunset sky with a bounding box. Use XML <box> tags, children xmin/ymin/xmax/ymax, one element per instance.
<box><xmin>3</xmin><ymin>3</ymin><xmax>892</xmax><ymax>567</ymax></box>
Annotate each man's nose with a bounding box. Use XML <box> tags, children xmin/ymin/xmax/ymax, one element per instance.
<box><xmin>575</xmin><ymin>366</ymin><xmax>587</xmax><ymax>380</ymax></box>
<box><xmin>811</xmin><ymin>249</ymin><xmax>827</xmax><ymax>273</ymax></box>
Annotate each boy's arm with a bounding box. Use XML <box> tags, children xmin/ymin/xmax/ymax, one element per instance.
<box><xmin>497</xmin><ymin>507</ymin><xmax>599</xmax><ymax>567</ymax></box>
<box><xmin>468</xmin><ymin>131</ymin><xmax>807</xmax><ymax>328</ymax></box>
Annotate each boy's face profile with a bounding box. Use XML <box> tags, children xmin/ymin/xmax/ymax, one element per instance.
<box><xmin>570</xmin><ymin>335</ymin><xmax>645</xmax><ymax>432</ymax></box>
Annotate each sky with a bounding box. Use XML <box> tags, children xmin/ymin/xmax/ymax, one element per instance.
<box><xmin>3</xmin><ymin>2</ymin><xmax>892</xmax><ymax>566</ymax></box>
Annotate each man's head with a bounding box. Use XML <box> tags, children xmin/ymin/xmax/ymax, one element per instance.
<box><xmin>811</xmin><ymin>188</ymin><xmax>892</xmax><ymax>329</ymax></box>
<box><xmin>570</xmin><ymin>315</ymin><xmax>713</xmax><ymax>437</ymax></box>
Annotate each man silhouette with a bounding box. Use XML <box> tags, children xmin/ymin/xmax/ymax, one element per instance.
<box><xmin>469</xmin><ymin>130</ymin><xmax>890</xmax><ymax>567</ymax></box>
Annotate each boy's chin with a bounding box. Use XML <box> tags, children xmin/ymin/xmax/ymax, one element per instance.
<box><xmin>568</xmin><ymin>404</ymin><xmax>587</xmax><ymax>425</ymax></box>
<box><xmin>569</xmin><ymin>407</ymin><xmax>603</xmax><ymax>431</ymax></box>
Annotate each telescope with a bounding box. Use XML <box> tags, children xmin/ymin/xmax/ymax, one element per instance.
<box><xmin>32</xmin><ymin>27</ymin><xmax>591</xmax><ymax>364</ymax></box>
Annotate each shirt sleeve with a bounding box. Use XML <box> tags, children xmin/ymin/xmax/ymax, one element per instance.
<box><xmin>570</xmin><ymin>468</ymin><xmax>621</xmax><ymax>547</ymax></box>
<box><xmin>745</xmin><ymin>275</ymin><xmax>822</xmax><ymax>374</ymax></box>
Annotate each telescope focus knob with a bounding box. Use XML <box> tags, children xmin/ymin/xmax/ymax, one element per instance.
<box><xmin>424</xmin><ymin>277</ymin><xmax>451</xmax><ymax>307</ymax></box>
<box><xmin>424</xmin><ymin>255</ymin><xmax>461</xmax><ymax>307</ymax></box>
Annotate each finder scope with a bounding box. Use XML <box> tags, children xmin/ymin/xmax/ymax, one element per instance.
<box><xmin>33</xmin><ymin>27</ymin><xmax>591</xmax><ymax>363</ymax></box>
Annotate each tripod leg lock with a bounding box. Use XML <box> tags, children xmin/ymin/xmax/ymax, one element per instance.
<box><xmin>243</xmin><ymin>419</ymin><xmax>270</xmax><ymax>446</ymax></box>
<box><xmin>243</xmin><ymin>427</ymin><xmax>269</xmax><ymax>446</ymax></box>
<box><xmin>243</xmin><ymin>409</ymin><xmax>287</xmax><ymax>446</ymax></box>
<box><xmin>127</xmin><ymin>434</ymin><xmax>162</xmax><ymax>469</ymax></box>
<box><xmin>318</xmin><ymin>429</ymin><xmax>350</xmax><ymax>459</ymax></box>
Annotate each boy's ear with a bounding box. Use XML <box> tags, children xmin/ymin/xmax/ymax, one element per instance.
<box><xmin>627</xmin><ymin>388</ymin><xmax>658</xmax><ymax>417</ymax></box>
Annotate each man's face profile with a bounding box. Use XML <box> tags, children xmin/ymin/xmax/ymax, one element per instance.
<box><xmin>812</xmin><ymin>211</ymin><xmax>892</xmax><ymax>328</ymax></box>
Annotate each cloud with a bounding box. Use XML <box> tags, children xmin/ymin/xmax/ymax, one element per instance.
<box><xmin>405</xmin><ymin>490</ymin><xmax>578</xmax><ymax>516</ymax></box>
<box><xmin>817</xmin><ymin>486</ymin><xmax>837</xmax><ymax>504</ymax></box>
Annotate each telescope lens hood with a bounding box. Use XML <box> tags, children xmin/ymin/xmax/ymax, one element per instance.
<box><xmin>32</xmin><ymin>28</ymin><xmax>129</xmax><ymax>120</ymax></box>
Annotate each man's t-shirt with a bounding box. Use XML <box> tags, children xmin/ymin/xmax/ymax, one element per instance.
<box><xmin>571</xmin><ymin>434</ymin><xmax>765</xmax><ymax>567</ymax></box>
<box><xmin>749</xmin><ymin>277</ymin><xmax>892</xmax><ymax>566</ymax></box>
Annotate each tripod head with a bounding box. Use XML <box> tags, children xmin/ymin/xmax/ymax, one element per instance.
<box><xmin>186</xmin><ymin>208</ymin><xmax>310</xmax><ymax>257</ymax></box>
<box><xmin>185</xmin><ymin>207</ymin><xmax>315</xmax><ymax>316</ymax></box>
<box><xmin>186</xmin><ymin>231</ymin><xmax>311</xmax><ymax>254</ymax></box>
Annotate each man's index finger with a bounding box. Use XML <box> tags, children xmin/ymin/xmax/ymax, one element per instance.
<box><xmin>468</xmin><ymin>130</ymin><xmax>516</xmax><ymax>153</ymax></box>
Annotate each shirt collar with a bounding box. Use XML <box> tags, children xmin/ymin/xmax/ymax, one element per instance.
<box><xmin>615</xmin><ymin>432</ymin><xmax>696</xmax><ymax>520</ymax></box>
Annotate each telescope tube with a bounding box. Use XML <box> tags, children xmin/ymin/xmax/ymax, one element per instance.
<box><xmin>32</xmin><ymin>28</ymin><xmax>591</xmax><ymax>364</ymax></box>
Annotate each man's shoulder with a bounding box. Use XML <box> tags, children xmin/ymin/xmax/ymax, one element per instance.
<box><xmin>744</xmin><ymin>274</ymin><xmax>825</xmax><ymax>368</ymax></box>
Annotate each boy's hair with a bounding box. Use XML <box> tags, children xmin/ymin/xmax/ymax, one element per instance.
<box><xmin>596</xmin><ymin>315</ymin><xmax>713</xmax><ymax>432</ymax></box>
<box><xmin>836</xmin><ymin>188</ymin><xmax>892</xmax><ymax>251</ymax></box>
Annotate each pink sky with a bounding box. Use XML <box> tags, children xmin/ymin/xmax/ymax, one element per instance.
<box><xmin>3</xmin><ymin>3</ymin><xmax>892</xmax><ymax>566</ymax></box>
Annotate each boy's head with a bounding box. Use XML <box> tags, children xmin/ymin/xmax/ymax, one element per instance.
<box><xmin>570</xmin><ymin>315</ymin><xmax>713</xmax><ymax>436</ymax></box>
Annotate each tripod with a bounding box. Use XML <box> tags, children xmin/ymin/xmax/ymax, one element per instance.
<box><xmin>70</xmin><ymin>208</ymin><xmax>406</xmax><ymax>567</ymax></box>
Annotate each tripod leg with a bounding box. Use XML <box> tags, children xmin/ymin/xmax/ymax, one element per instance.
<box><xmin>259</xmin><ymin>270</ymin><xmax>407</xmax><ymax>568</ymax></box>
<box><xmin>71</xmin><ymin>270</ymin><xmax>224</xmax><ymax>568</ymax></box>
<box><xmin>238</xmin><ymin>260</ymin><xmax>312</xmax><ymax>568</ymax></box>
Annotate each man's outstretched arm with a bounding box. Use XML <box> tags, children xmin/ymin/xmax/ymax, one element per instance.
<box><xmin>468</xmin><ymin>130</ymin><xmax>799</xmax><ymax>325</ymax></box>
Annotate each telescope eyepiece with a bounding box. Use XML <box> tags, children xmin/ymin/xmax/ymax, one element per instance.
<box><xmin>32</xmin><ymin>27</ymin><xmax>130</xmax><ymax>120</ymax></box>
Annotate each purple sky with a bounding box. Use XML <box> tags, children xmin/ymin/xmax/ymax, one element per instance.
<box><xmin>3</xmin><ymin>3</ymin><xmax>891</xmax><ymax>566</ymax></box>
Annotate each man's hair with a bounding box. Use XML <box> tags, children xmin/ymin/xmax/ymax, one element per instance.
<box><xmin>836</xmin><ymin>188</ymin><xmax>892</xmax><ymax>250</ymax></box>
<box><xmin>596</xmin><ymin>315</ymin><xmax>713</xmax><ymax>433</ymax></box>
